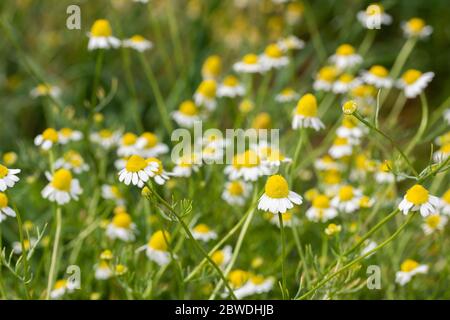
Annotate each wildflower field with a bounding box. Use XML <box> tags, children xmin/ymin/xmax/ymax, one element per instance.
<box><xmin>0</xmin><ymin>0</ymin><xmax>450</xmax><ymax>301</ymax></box>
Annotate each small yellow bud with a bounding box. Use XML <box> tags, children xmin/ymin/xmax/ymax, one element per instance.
<box><xmin>342</xmin><ymin>100</ymin><xmax>357</xmax><ymax>115</ymax></box>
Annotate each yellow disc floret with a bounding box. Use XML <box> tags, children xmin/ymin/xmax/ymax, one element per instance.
<box><xmin>179</xmin><ymin>100</ymin><xmax>198</xmax><ymax>116</ymax></box>
<box><xmin>0</xmin><ymin>164</ymin><xmax>8</xmax><ymax>178</ymax></box>
<box><xmin>0</xmin><ymin>192</ymin><xmax>8</xmax><ymax>208</ymax></box>
<box><xmin>112</xmin><ymin>212</ymin><xmax>132</xmax><ymax>229</ymax></box>
<box><xmin>264</xmin><ymin>44</ymin><xmax>283</xmax><ymax>58</ymax></box>
<box><xmin>197</xmin><ymin>80</ymin><xmax>217</xmax><ymax>98</ymax></box>
<box><xmin>228</xmin><ymin>181</ymin><xmax>244</xmax><ymax>196</ymax></box>
<box><xmin>400</xmin><ymin>259</ymin><xmax>419</xmax><ymax>272</ymax></box>
<box><xmin>265</xmin><ymin>175</ymin><xmax>289</xmax><ymax>199</ymax></box>
<box><xmin>405</xmin><ymin>184</ymin><xmax>429</xmax><ymax>205</ymax></box>
<box><xmin>407</xmin><ymin>18</ymin><xmax>425</xmax><ymax>33</ymax></box>
<box><xmin>193</xmin><ymin>224</ymin><xmax>210</xmax><ymax>234</ymax></box>
<box><xmin>243</xmin><ymin>54</ymin><xmax>258</xmax><ymax>65</ymax></box>
<box><xmin>336</xmin><ymin>44</ymin><xmax>355</xmax><ymax>56</ymax></box>
<box><xmin>125</xmin><ymin>155</ymin><xmax>147</xmax><ymax>172</ymax></box>
<box><xmin>42</xmin><ymin>128</ymin><xmax>59</xmax><ymax>142</ymax></box>
<box><xmin>402</xmin><ymin>69</ymin><xmax>422</xmax><ymax>85</ymax></box>
<box><xmin>141</xmin><ymin>132</ymin><xmax>158</xmax><ymax>148</ymax></box>
<box><xmin>90</xmin><ymin>19</ymin><xmax>113</xmax><ymax>37</ymax></box>
<box><xmin>296</xmin><ymin>93</ymin><xmax>318</xmax><ymax>117</ymax></box>
<box><xmin>313</xmin><ymin>195</ymin><xmax>330</xmax><ymax>209</ymax></box>
<box><xmin>148</xmin><ymin>230</ymin><xmax>170</xmax><ymax>251</ymax></box>
<box><xmin>51</xmin><ymin>169</ymin><xmax>73</xmax><ymax>191</ymax></box>
<box><xmin>339</xmin><ymin>185</ymin><xmax>354</xmax><ymax>201</ymax></box>
<box><xmin>369</xmin><ymin>65</ymin><xmax>389</xmax><ymax>78</ymax></box>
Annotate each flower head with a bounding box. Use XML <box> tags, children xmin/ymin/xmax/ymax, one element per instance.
<box><xmin>88</xmin><ymin>19</ymin><xmax>120</xmax><ymax>50</ymax></box>
<box><xmin>41</xmin><ymin>169</ymin><xmax>82</xmax><ymax>205</ymax></box>
<box><xmin>399</xmin><ymin>184</ymin><xmax>440</xmax><ymax>217</ymax></box>
<box><xmin>258</xmin><ymin>175</ymin><xmax>303</xmax><ymax>214</ymax></box>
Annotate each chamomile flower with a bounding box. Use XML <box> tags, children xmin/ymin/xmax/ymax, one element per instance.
<box><xmin>233</xmin><ymin>275</ymin><xmax>274</xmax><ymax>299</ymax></box>
<box><xmin>306</xmin><ymin>194</ymin><xmax>338</xmax><ymax>222</ymax></box>
<box><xmin>192</xmin><ymin>224</ymin><xmax>217</xmax><ymax>242</ymax></box>
<box><xmin>194</xmin><ymin>79</ymin><xmax>217</xmax><ymax>111</ymax></box>
<box><xmin>34</xmin><ymin>128</ymin><xmax>59</xmax><ymax>150</ymax></box>
<box><xmin>329</xmin><ymin>44</ymin><xmax>362</xmax><ymax>70</ymax></box>
<box><xmin>87</xmin><ymin>19</ymin><xmax>120</xmax><ymax>51</ymax></box>
<box><xmin>422</xmin><ymin>214</ymin><xmax>447</xmax><ymax>235</ymax></box>
<box><xmin>95</xmin><ymin>260</ymin><xmax>112</xmax><ymax>280</ymax></box>
<box><xmin>275</xmin><ymin>87</ymin><xmax>299</xmax><ymax>103</ymax></box>
<box><xmin>12</xmin><ymin>238</ymin><xmax>36</xmax><ymax>255</ymax></box>
<box><xmin>0</xmin><ymin>192</ymin><xmax>16</xmax><ymax>222</ymax></box>
<box><xmin>397</xmin><ymin>69</ymin><xmax>434</xmax><ymax>99</ymax></box>
<box><xmin>333</xmin><ymin>74</ymin><xmax>362</xmax><ymax>94</ymax></box>
<box><xmin>2</xmin><ymin>152</ymin><xmax>17</xmax><ymax>166</ymax></box>
<box><xmin>292</xmin><ymin>93</ymin><xmax>325</xmax><ymax>131</ymax></box>
<box><xmin>361</xmin><ymin>240</ymin><xmax>378</xmax><ymax>258</ymax></box>
<box><xmin>329</xmin><ymin>137</ymin><xmax>353</xmax><ymax>159</ymax></box>
<box><xmin>136</xmin><ymin>132</ymin><xmax>169</xmax><ymax>158</ymax></box>
<box><xmin>258</xmin><ymin>175</ymin><xmax>303</xmax><ymax>214</ymax></box>
<box><xmin>398</xmin><ymin>184</ymin><xmax>440</xmax><ymax>217</ymax></box>
<box><xmin>50</xmin><ymin>279</ymin><xmax>75</xmax><ymax>299</ymax></box>
<box><xmin>261</xmin><ymin>149</ymin><xmax>292</xmax><ymax>171</ymax></box>
<box><xmin>90</xmin><ymin>129</ymin><xmax>121</xmax><ymax>149</ymax></box>
<box><xmin>146</xmin><ymin>157</ymin><xmax>170</xmax><ymax>185</ymax></box>
<box><xmin>30</xmin><ymin>83</ymin><xmax>61</xmax><ymax>98</ymax></box>
<box><xmin>357</xmin><ymin>3</ymin><xmax>392</xmax><ymax>29</ymax></box>
<box><xmin>349</xmin><ymin>84</ymin><xmax>377</xmax><ymax>114</ymax></box>
<box><xmin>322</xmin><ymin>170</ymin><xmax>343</xmax><ymax>197</ymax></box>
<box><xmin>211</xmin><ymin>246</ymin><xmax>232</xmax><ymax>269</ymax></box>
<box><xmin>0</xmin><ymin>164</ymin><xmax>20</xmax><ymax>192</ymax></box>
<box><xmin>277</xmin><ymin>35</ymin><xmax>305</xmax><ymax>52</ymax></box>
<box><xmin>202</xmin><ymin>55</ymin><xmax>222</xmax><ymax>80</ymax></box>
<box><xmin>122</xmin><ymin>35</ymin><xmax>153</xmax><ymax>52</ymax></box>
<box><xmin>222</xmin><ymin>180</ymin><xmax>252</xmax><ymax>206</ymax></box>
<box><xmin>325</xmin><ymin>223</ymin><xmax>342</xmax><ymax>236</ymax></box>
<box><xmin>361</xmin><ymin>65</ymin><xmax>393</xmax><ymax>89</ymax></box>
<box><xmin>54</xmin><ymin>150</ymin><xmax>89</xmax><ymax>174</ymax></box>
<box><xmin>286</xmin><ymin>2</ymin><xmax>304</xmax><ymax>25</ymax></box>
<box><xmin>331</xmin><ymin>185</ymin><xmax>362</xmax><ymax>213</ymax></box>
<box><xmin>395</xmin><ymin>259</ymin><xmax>428</xmax><ymax>286</ymax></box>
<box><xmin>101</xmin><ymin>184</ymin><xmax>125</xmax><ymax>205</ymax></box>
<box><xmin>402</xmin><ymin>18</ymin><xmax>433</xmax><ymax>39</ymax></box>
<box><xmin>227</xmin><ymin>269</ymin><xmax>249</xmax><ymax>292</ymax></box>
<box><xmin>374</xmin><ymin>160</ymin><xmax>396</xmax><ymax>183</ymax></box>
<box><xmin>313</xmin><ymin>66</ymin><xmax>339</xmax><ymax>92</ymax></box>
<box><xmin>201</xmin><ymin>145</ymin><xmax>224</xmax><ymax>163</ymax></box>
<box><xmin>268</xmin><ymin>211</ymin><xmax>300</xmax><ymax>228</ymax></box>
<box><xmin>41</xmin><ymin>169</ymin><xmax>82</xmax><ymax>205</ymax></box>
<box><xmin>336</xmin><ymin>116</ymin><xmax>366</xmax><ymax>144</ymax></box>
<box><xmin>118</xmin><ymin>155</ymin><xmax>157</xmax><ymax>187</ymax></box>
<box><xmin>58</xmin><ymin>128</ymin><xmax>83</xmax><ymax>144</ymax></box>
<box><xmin>171</xmin><ymin>153</ymin><xmax>201</xmax><ymax>177</ymax></box>
<box><xmin>260</xmin><ymin>44</ymin><xmax>289</xmax><ymax>69</ymax></box>
<box><xmin>217</xmin><ymin>75</ymin><xmax>245</xmax><ymax>98</ymax></box>
<box><xmin>117</xmin><ymin>133</ymin><xmax>139</xmax><ymax>157</ymax></box>
<box><xmin>440</xmin><ymin>189</ymin><xmax>450</xmax><ymax>215</ymax></box>
<box><xmin>314</xmin><ymin>155</ymin><xmax>342</xmax><ymax>172</ymax></box>
<box><xmin>172</xmin><ymin>100</ymin><xmax>201</xmax><ymax>128</ymax></box>
<box><xmin>106</xmin><ymin>212</ymin><xmax>136</xmax><ymax>242</ymax></box>
<box><xmin>233</xmin><ymin>54</ymin><xmax>267</xmax><ymax>74</ymax></box>
<box><xmin>225</xmin><ymin>150</ymin><xmax>271</xmax><ymax>182</ymax></box>
<box><xmin>139</xmin><ymin>230</ymin><xmax>171</xmax><ymax>266</ymax></box>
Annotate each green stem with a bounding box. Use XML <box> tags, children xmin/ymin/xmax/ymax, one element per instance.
<box><xmin>358</xmin><ymin>29</ymin><xmax>376</xmax><ymax>57</ymax></box>
<box><xmin>278</xmin><ymin>212</ymin><xmax>289</xmax><ymax>299</ymax></box>
<box><xmin>404</xmin><ymin>93</ymin><xmax>429</xmax><ymax>156</ymax></box>
<box><xmin>15</xmin><ymin>206</ymin><xmax>31</xmax><ymax>299</ymax></box>
<box><xmin>46</xmin><ymin>206</ymin><xmax>62</xmax><ymax>300</ymax></box>
<box><xmin>91</xmin><ymin>50</ymin><xmax>104</xmax><ymax>108</ymax></box>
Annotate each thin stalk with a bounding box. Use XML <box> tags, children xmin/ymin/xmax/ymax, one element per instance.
<box><xmin>91</xmin><ymin>50</ymin><xmax>104</xmax><ymax>108</ymax></box>
<box><xmin>15</xmin><ymin>206</ymin><xmax>31</xmax><ymax>299</ymax></box>
<box><xmin>358</xmin><ymin>29</ymin><xmax>376</xmax><ymax>57</ymax></box>
<box><xmin>291</xmin><ymin>226</ymin><xmax>311</xmax><ymax>287</ymax></box>
<box><xmin>404</xmin><ymin>93</ymin><xmax>429</xmax><ymax>156</ymax></box>
<box><xmin>278</xmin><ymin>212</ymin><xmax>289</xmax><ymax>299</ymax></box>
<box><xmin>46</xmin><ymin>206</ymin><xmax>62</xmax><ymax>300</ymax></box>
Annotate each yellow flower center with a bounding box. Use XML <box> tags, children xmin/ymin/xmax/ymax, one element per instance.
<box><xmin>148</xmin><ymin>230</ymin><xmax>170</xmax><ymax>251</ymax></box>
<box><xmin>339</xmin><ymin>74</ymin><xmax>355</xmax><ymax>83</ymax></box>
<box><xmin>54</xmin><ymin>279</ymin><xmax>67</xmax><ymax>290</ymax></box>
<box><xmin>281</xmin><ymin>88</ymin><xmax>295</xmax><ymax>96</ymax></box>
<box><xmin>112</xmin><ymin>212</ymin><xmax>132</xmax><ymax>229</ymax></box>
<box><xmin>370</xmin><ymin>65</ymin><xmax>389</xmax><ymax>78</ymax></box>
<box><xmin>115</xmin><ymin>264</ymin><xmax>127</xmax><ymax>274</ymax></box>
<box><xmin>60</xmin><ymin>128</ymin><xmax>73</xmax><ymax>137</ymax></box>
<box><xmin>296</xmin><ymin>93</ymin><xmax>318</xmax><ymax>117</ymax></box>
<box><xmin>380</xmin><ymin>160</ymin><xmax>392</xmax><ymax>172</ymax></box>
<box><xmin>194</xmin><ymin>224</ymin><xmax>210</xmax><ymax>234</ymax></box>
<box><xmin>339</xmin><ymin>185</ymin><xmax>354</xmax><ymax>201</ymax></box>
<box><xmin>252</xmin><ymin>112</ymin><xmax>272</xmax><ymax>129</ymax></box>
<box><xmin>366</xmin><ymin>4</ymin><xmax>384</xmax><ymax>16</ymax></box>
<box><xmin>36</xmin><ymin>84</ymin><xmax>51</xmax><ymax>95</ymax></box>
<box><xmin>407</xmin><ymin>18</ymin><xmax>425</xmax><ymax>33</ymax></box>
<box><xmin>198</xmin><ymin>80</ymin><xmax>217</xmax><ymax>98</ymax></box>
<box><xmin>333</xmin><ymin>137</ymin><xmax>348</xmax><ymax>146</ymax></box>
<box><xmin>313</xmin><ymin>195</ymin><xmax>330</xmax><ymax>209</ymax></box>
<box><xmin>317</xmin><ymin>66</ymin><xmax>338</xmax><ymax>82</ymax></box>
<box><xmin>342</xmin><ymin>101</ymin><xmax>357</xmax><ymax>115</ymax></box>
<box><xmin>239</xmin><ymin>99</ymin><xmax>254</xmax><ymax>113</ymax></box>
<box><xmin>426</xmin><ymin>215</ymin><xmax>441</xmax><ymax>229</ymax></box>
<box><xmin>250</xmin><ymin>275</ymin><xmax>265</xmax><ymax>285</ymax></box>
<box><xmin>146</xmin><ymin>157</ymin><xmax>163</xmax><ymax>175</ymax></box>
<box><xmin>228</xmin><ymin>270</ymin><xmax>249</xmax><ymax>288</ymax></box>
<box><xmin>336</xmin><ymin>44</ymin><xmax>355</xmax><ymax>56</ymax></box>
<box><xmin>98</xmin><ymin>261</ymin><xmax>109</xmax><ymax>269</ymax></box>
<box><xmin>111</xmin><ymin>186</ymin><xmax>122</xmax><ymax>198</ymax></box>
<box><xmin>42</xmin><ymin>128</ymin><xmax>59</xmax><ymax>142</ymax></box>
<box><xmin>3</xmin><ymin>152</ymin><xmax>17</xmax><ymax>166</ymax></box>
<box><xmin>342</xmin><ymin>115</ymin><xmax>357</xmax><ymax>128</ymax></box>
<box><xmin>400</xmin><ymin>259</ymin><xmax>419</xmax><ymax>272</ymax></box>
<box><xmin>440</xmin><ymin>144</ymin><xmax>450</xmax><ymax>154</ymax></box>
<box><xmin>202</xmin><ymin>55</ymin><xmax>222</xmax><ymax>77</ymax></box>
<box><xmin>0</xmin><ymin>192</ymin><xmax>8</xmax><ymax>208</ymax></box>
<box><xmin>179</xmin><ymin>100</ymin><xmax>198</xmax><ymax>116</ymax></box>
<box><xmin>100</xmin><ymin>249</ymin><xmax>113</xmax><ymax>260</ymax></box>
<box><xmin>325</xmin><ymin>223</ymin><xmax>341</xmax><ymax>235</ymax></box>
<box><xmin>90</xmin><ymin>19</ymin><xmax>113</xmax><ymax>37</ymax></box>
<box><xmin>265</xmin><ymin>175</ymin><xmax>289</xmax><ymax>199</ymax></box>
<box><xmin>99</xmin><ymin>129</ymin><xmax>113</xmax><ymax>138</ymax></box>
<box><xmin>233</xmin><ymin>150</ymin><xmax>260</xmax><ymax>168</ymax></box>
<box><xmin>130</xmin><ymin>34</ymin><xmax>146</xmax><ymax>43</ymax></box>
<box><xmin>228</xmin><ymin>181</ymin><xmax>244</xmax><ymax>196</ymax></box>
<box><xmin>405</xmin><ymin>184</ymin><xmax>429</xmax><ymax>205</ymax></box>
<box><xmin>267</xmin><ymin>149</ymin><xmax>285</xmax><ymax>162</ymax></box>
<box><xmin>141</xmin><ymin>132</ymin><xmax>158</xmax><ymax>148</ymax></box>
<box><xmin>0</xmin><ymin>164</ymin><xmax>8</xmax><ymax>178</ymax></box>
<box><xmin>443</xmin><ymin>189</ymin><xmax>450</xmax><ymax>204</ymax></box>
<box><xmin>212</xmin><ymin>250</ymin><xmax>225</xmax><ymax>265</ymax></box>
<box><xmin>242</xmin><ymin>54</ymin><xmax>258</xmax><ymax>65</ymax></box>
<box><xmin>264</xmin><ymin>44</ymin><xmax>283</xmax><ymax>58</ymax></box>
<box><xmin>324</xmin><ymin>170</ymin><xmax>341</xmax><ymax>184</ymax></box>
<box><xmin>402</xmin><ymin>69</ymin><xmax>422</xmax><ymax>85</ymax></box>
<box><xmin>122</xmin><ymin>133</ymin><xmax>137</xmax><ymax>146</ymax></box>
<box><xmin>125</xmin><ymin>155</ymin><xmax>148</xmax><ymax>172</ymax></box>
<box><xmin>223</xmin><ymin>75</ymin><xmax>239</xmax><ymax>87</ymax></box>
<box><xmin>281</xmin><ymin>212</ymin><xmax>293</xmax><ymax>221</ymax></box>
<box><xmin>51</xmin><ymin>169</ymin><xmax>73</xmax><ymax>191</ymax></box>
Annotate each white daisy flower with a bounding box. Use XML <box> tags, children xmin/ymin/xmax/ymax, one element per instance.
<box><xmin>192</xmin><ymin>224</ymin><xmax>218</xmax><ymax>242</ymax></box>
<box><xmin>194</xmin><ymin>79</ymin><xmax>217</xmax><ymax>111</ymax></box>
<box><xmin>395</xmin><ymin>259</ymin><xmax>428</xmax><ymax>286</ymax></box>
<box><xmin>329</xmin><ymin>44</ymin><xmax>362</xmax><ymax>70</ymax></box>
<box><xmin>222</xmin><ymin>180</ymin><xmax>252</xmax><ymax>206</ymax></box>
<box><xmin>275</xmin><ymin>87</ymin><xmax>299</xmax><ymax>103</ymax></box>
<box><xmin>34</xmin><ymin>128</ymin><xmax>59</xmax><ymax>150</ymax></box>
<box><xmin>233</xmin><ymin>53</ymin><xmax>268</xmax><ymax>74</ymax></box>
<box><xmin>292</xmin><ymin>93</ymin><xmax>325</xmax><ymax>131</ymax></box>
<box><xmin>217</xmin><ymin>75</ymin><xmax>245</xmax><ymax>98</ymax></box>
<box><xmin>50</xmin><ymin>279</ymin><xmax>75</xmax><ymax>299</ymax></box>
<box><xmin>90</xmin><ymin>129</ymin><xmax>121</xmax><ymax>149</ymax></box>
<box><xmin>117</xmin><ymin>132</ymin><xmax>140</xmax><ymax>157</ymax></box>
<box><xmin>201</xmin><ymin>145</ymin><xmax>224</xmax><ymax>163</ymax></box>
<box><xmin>233</xmin><ymin>275</ymin><xmax>274</xmax><ymax>299</ymax></box>
<box><xmin>101</xmin><ymin>184</ymin><xmax>125</xmax><ymax>205</ymax></box>
<box><xmin>305</xmin><ymin>194</ymin><xmax>338</xmax><ymax>222</ymax></box>
<box><xmin>211</xmin><ymin>246</ymin><xmax>233</xmax><ymax>269</ymax></box>
<box><xmin>357</xmin><ymin>3</ymin><xmax>392</xmax><ymax>30</ymax></box>
<box><xmin>261</xmin><ymin>148</ymin><xmax>291</xmax><ymax>171</ymax></box>
<box><xmin>171</xmin><ymin>153</ymin><xmax>201</xmax><ymax>178</ymax></box>
<box><xmin>145</xmin><ymin>157</ymin><xmax>170</xmax><ymax>185</ymax></box>
<box><xmin>95</xmin><ymin>261</ymin><xmax>113</xmax><ymax>280</ymax></box>
<box><xmin>87</xmin><ymin>19</ymin><xmax>121</xmax><ymax>51</ymax></box>
<box><xmin>138</xmin><ymin>230</ymin><xmax>171</xmax><ymax>266</ymax></box>
<box><xmin>401</xmin><ymin>18</ymin><xmax>433</xmax><ymax>39</ymax></box>
<box><xmin>361</xmin><ymin>65</ymin><xmax>393</xmax><ymax>89</ymax></box>
<box><xmin>374</xmin><ymin>161</ymin><xmax>396</xmax><ymax>184</ymax></box>
<box><xmin>122</xmin><ymin>34</ymin><xmax>153</xmax><ymax>52</ymax></box>
<box><xmin>172</xmin><ymin>100</ymin><xmax>202</xmax><ymax>128</ymax></box>
<box><xmin>331</xmin><ymin>185</ymin><xmax>362</xmax><ymax>214</ymax></box>
<box><xmin>201</xmin><ymin>55</ymin><xmax>222</xmax><ymax>80</ymax></box>
<box><xmin>336</xmin><ymin>116</ymin><xmax>366</xmax><ymax>145</ymax></box>
<box><xmin>314</xmin><ymin>155</ymin><xmax>343</xmax><ymax>171</ymax></box>
<box><xmin>397</xmin><ymin>69</ymin><xmax>434</xmax><ymax>99</ymax></box>
<box><xmin>398</xmin><ymin>184</ymin><xmax>440</xmax><ymax>217</ymax></box>
<box><xmin>0</xmin><ymin>192</ymin><xmax>16</xmax><ymax>223</ymax></box>
<box><xmin>422</xmin><ymin>214</ymin><xmax>448</xmax><ymax>235</ymax></box>
<box><xmin>58</xmin><ymin>128</ymin><xmax>83</xmax><ymax>144</ymax></box>
<box><xmin>258</xmin><ymin>175</ymin><xmax>303</xmax><ymax>214</ymax></box>
<box><xmin>332</xmin><ymin>74</ymin><xmax>362</xmax><ymax>94</ymax></box>
<box><xmin>54</xmin><ymin>150</ymin><xmax>89</xmax><ymax>174</ymax></box>
<box><xmin>12</xmin><ymin>238</ymin><xmax>36</xmax><ymax>255</ymax></box>
<box><xmin>361</xmin><ymin>240</ymin><xmax>378</xmax><ymax>258</ymax></box>
<box><xmin>0</xmin><ymin>164</ymin><xmax>20</xmax><ymax>192</ymax></box>
<box><xmin>30</xmin><ymin>83</ymin><xmax>61</xmax><ymax>98</ymax></box>
<box><xmin>41</xmin><ymin>169</ymin><xmax>82</xmax><ymax>205</ymax></box>
<box><xmin>440</xmin><ymin>189</ymin><xmax>450</xmax><ymax>215</ymax></box>
<box><xmin>224</xmin><ymin>150</ymin><xmax>271</xmax><ymax>182</ymax></box>
<box><xmin>329</xmin><ymin>137</ymin><xmax>353</xmax><ymax>159</ymax></box>
<box><xmin>259</xmin><ymin>44</ymin><xmax>289</xmax><ymax>70</ymax></box>
<box><xmin>313</xmin><ymin>66</ymin><xmax>338</xmax><ymax>92</ymax></box>
<box><xmin>136</xmin><ymin>132</ymin><xmax>169</xmax><ymax>158</ymax></box>
<box><xmin>118</xmin><ymin>155</ymin><xmax>160</xmax><ymax>188</ymax></box>
<box><xmin>277</xmin><ymin>35</ymin><xmax>305</xmax><ymax>52</ymax></box>
<box><xmin>106</xmin><ymin>212</ymin><xmax>136</xmax><ymax>242</ymax></box>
